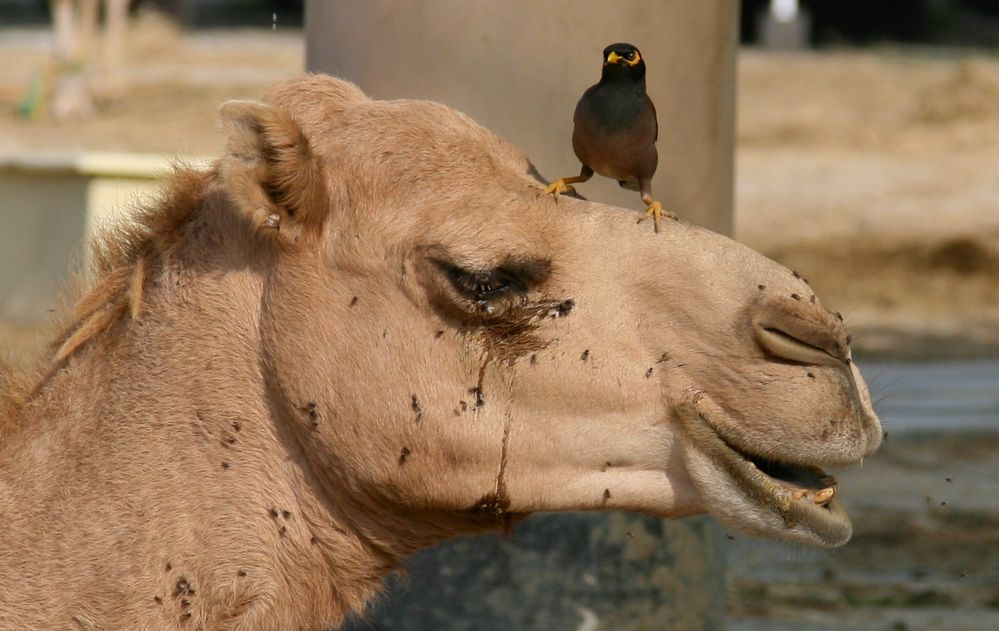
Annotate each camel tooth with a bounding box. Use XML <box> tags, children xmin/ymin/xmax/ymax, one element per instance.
<box><xmin>813</xmin><ymin>487</ymin><xmax>836</xmax><ymax>505</ymax></box>
<box><xmin>790</xmin><ymin>489</ymin><xmax>808</xmax><ymax>501</ymax></box>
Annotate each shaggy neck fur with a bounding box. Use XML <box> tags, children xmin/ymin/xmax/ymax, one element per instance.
<box><xmin>0</xmin><ymin>174</ymin><xmax>404</xmax><ymax>631</ymax></box>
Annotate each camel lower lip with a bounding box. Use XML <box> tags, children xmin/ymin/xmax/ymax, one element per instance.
<box><xmin>676</xmin><ymin>402</ymin><xmax>854</xmax><ymax>546</ymax></box>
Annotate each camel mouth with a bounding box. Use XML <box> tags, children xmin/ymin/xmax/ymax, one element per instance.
<box><xmin>676</xmin><ymin>401</ymin><xmax>853</xmax><ymax>547</ymax></box>
<box><xmin>718</xmin><ymin>438</ymin><xmax>850</xmax><ymax>540</ymax></box>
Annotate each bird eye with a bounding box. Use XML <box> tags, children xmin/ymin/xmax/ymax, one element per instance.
<box><xmin>626</xmin><ymin>52</ymin><xmax>635</xmax><ymax>60</ymax></box>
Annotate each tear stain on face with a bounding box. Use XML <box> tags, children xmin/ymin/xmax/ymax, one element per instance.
<box><xmin>477</xmin><ymin>297</ymin><xmax>575</xmax><ymax>365</ymax></box>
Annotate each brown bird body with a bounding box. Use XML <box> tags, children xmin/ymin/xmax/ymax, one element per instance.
<box><xmin>572</xmin><ymin>83</ymin><xmax>658</xmax><ymax>188</ymax></box>
<box><xmin>545</xmin><ymin>43</ymin><xmax>675</xmax><ymax>232</ymax></box>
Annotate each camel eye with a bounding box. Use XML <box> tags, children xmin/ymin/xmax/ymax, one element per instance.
<box><xmin>431</xmin><ymin>257</ymin><xmax>552</xmax><ymax>309</ymax></box>
<box><xmin>445</xmin><ymin>267</ymin><xmax>522</xmax><ymax>301</ymax></box>
<box><xmin>473</xmin><ymin>275</ymin><xmax>509</xmax><ymax>297</ymax></box>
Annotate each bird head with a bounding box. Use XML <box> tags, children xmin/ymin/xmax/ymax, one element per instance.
<box><xmin>601</xmin><ymin>43</ymin><xmax>646</xmax><ymax>82</ymax></box>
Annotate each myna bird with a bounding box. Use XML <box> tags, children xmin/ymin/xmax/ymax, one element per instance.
<box><xmin>544</xmin><ymin>42</ymin><xmax>675</xmax><ymax>232</ymax></box>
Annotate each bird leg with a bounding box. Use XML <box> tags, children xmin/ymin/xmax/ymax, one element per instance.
<box><xmin>637</xmin><ymin>180</ymin><xmax>677</xmax><ymax>233</ymax></box>
<box><xmin>542</xmin><ymin>165</ymin><xmax>593</xmax><ymax>199</ymax></box>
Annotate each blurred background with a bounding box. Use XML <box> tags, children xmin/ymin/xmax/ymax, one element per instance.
<box><xmin>0</xmin><ymin>1</ymin><xmax>997</xmax><ymax>630</ymax></box>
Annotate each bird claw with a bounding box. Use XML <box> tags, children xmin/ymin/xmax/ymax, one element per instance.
<box><xmin>542</xmin><ymin>179</ymin><xmax>574</xmax><ymax>199</ymax></box>
<box><xmin>637</xmin><ymin>201</ymin><xmax>677</xmax><ymax>233</ymax></box>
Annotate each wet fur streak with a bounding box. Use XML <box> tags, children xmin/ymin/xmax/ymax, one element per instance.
<box><xmin>464</xmin><ymin>297</ymin><xmax>573</xmax><ymax>533</ymax></box>
<box><xmin>476</xmin><ymin>297</ymin><xmax>575</xmax><ymax>365</ymax></box>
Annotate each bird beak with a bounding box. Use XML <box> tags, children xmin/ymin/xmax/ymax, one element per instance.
<box><xmin>607</xmin><ymin>51</ymin><xmax>622</xmax><ymax>65</ymax></box>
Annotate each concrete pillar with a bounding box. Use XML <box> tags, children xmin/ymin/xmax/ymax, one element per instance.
<box><xmin>307</xmin><ymin>2</ymin><xmax>737</xmax><ymax>629</ymax></box>
<box><xmin>306</xmin><ymin>0</ymin><xmax>737</xmax><ymax>236</ymax></box>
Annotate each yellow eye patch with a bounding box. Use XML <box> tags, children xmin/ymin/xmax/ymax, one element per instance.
<box><xmin>606</xmin><ymin>50</ymin><xmax>641</xmax><ymax>66</ymax></box>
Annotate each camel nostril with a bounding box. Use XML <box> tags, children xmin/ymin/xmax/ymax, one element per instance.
<box><xmin>755</xmin><ymin>326</ymin><xmax>844</xmax><ymax>368</ymax></box>
<box><xmin>751</xmin><ymin>295</ymin><xmax>850</xmax><ymax>367</ymax></box>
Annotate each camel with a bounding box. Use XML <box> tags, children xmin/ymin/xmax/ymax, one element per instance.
<box><xmin>0</xmin><ymin>74</ymin><xmax>881</xmax><ymax>630</ymax></box>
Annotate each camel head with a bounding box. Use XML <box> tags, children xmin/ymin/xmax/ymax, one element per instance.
<box><xmin>217</xmin><ymin>75</ymin><xmax>881</xmax><ymax>550</ymax></box>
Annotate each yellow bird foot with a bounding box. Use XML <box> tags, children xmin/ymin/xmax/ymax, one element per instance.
<box><xmin>637</xmin><ymin>200</ymin><xmax>678</xmax><ymax>233</ymax></box>
<box><xmin>542</xmin><ymin>178</ymin><xmax>575</xmax><ymax>199</ymax></box>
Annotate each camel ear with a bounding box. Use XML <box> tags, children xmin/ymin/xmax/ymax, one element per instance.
<box><xmin>218</xmin><ymin>100</ymin><xmax>327</xmax><ymax>238</ymax></box>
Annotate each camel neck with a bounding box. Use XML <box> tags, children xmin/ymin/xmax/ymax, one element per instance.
<box><xmin>0</xmin><ymin>197</ymin><xmax>398</xmax><ymax>630</ymax></box>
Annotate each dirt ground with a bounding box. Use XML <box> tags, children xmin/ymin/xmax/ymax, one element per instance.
<box><xmin>2</xmin><ymin>14</ymin><xmax>998</xmax><ymax>359</ymax></box>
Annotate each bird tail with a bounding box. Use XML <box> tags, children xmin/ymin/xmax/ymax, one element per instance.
<box><xmin>618</xmin><ymin>179</ymin><xmax>640</xmax><ymax>192</ymax></box>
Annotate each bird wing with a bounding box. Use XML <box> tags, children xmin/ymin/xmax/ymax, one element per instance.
<box><xmin>648</xmin><ymin>95</ymin><xmax>658</xmax><ymax>143</ymax></box>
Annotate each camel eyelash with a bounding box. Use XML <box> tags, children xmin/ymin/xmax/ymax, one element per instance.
<box><xmin>446</xmin><ymin>268</ymin><xmax>522</xmax><ymax>301</ymax></box>
<box><xmin>433</xmin><ymin>257</ymin><xmax>553</xmax><ymax>306</ymax></box>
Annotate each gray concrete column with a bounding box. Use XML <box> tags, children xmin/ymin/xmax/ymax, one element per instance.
<box><xmin>306</xmin><ymin>0</ymin><xmax>737</xmax><ymax>236</ymax></box>
<box><xmin>306</xmin><ymin>2</ymin><xmax>737</xmax><ymax>629</ymax></box>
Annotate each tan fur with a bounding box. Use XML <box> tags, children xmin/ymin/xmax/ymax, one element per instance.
<box><xmin>56</xmin><ymin>171</ymin><xmax>206</xmax><ymax>356</ymax></box>
<box><xmin>0</xmin><ymin>74</ymin><xmax>880</xmax><ymax>630</ymax></box>
<box><xmin>129</xmin><ymin>252</ymin><xmax>146</xmax><ymax>319</ymax></box>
